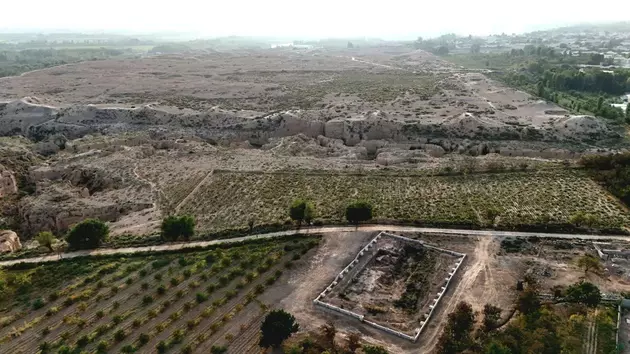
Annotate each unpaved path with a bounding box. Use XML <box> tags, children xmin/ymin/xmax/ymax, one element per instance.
<box><xmin>1</xmin><ymin>225</ymin><xmax>627</xmax><ymax>267</ymax></box>
<box><xmin>417</xmin><ymin>235</ymin><xmax>493</xmax><ymax>352</ymax></box>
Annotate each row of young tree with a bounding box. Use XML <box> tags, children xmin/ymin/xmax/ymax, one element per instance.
<box><xmin>37</xmin><ymin>198</ymin><xmax>375</xmax><ymax>251</ymax></box>
<box><xmin>289</xmin><ymin>199</ymin><xmax>374</xmax><ymax>227</ymax></box>
<box><xmin>35</xmin><ymin>214</ymin><xmax>198</xmax><ymax>251</ymax></box>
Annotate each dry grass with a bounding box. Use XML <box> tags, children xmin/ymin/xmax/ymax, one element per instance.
<box><xmin>177</xmin><ymin>169</ymin><xmax>629</xmax><ymax>231</ymax></box>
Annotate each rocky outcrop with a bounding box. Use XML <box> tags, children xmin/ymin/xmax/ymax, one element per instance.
<box><xmin>0</xmin><ymin>98</ymin><xmax>622</xmax><ymax>149</ymax></box>
<box><xmin>0</xmin><ymin>165</ymin><xmax>18</xmax><ymax>198</ymax></box>
<box><xmin>19</xmin><ymin>182</ymin><xmax>151</xmax><ymax>235</ymax></box>
<box><xmin>0</xmin><ymin>230</ymin><xmax>21</xmax><ymax>253</ymax></box>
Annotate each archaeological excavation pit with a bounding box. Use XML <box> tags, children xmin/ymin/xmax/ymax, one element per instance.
<box><xmin>314</xmin><ymin>232</ymin><xmax>466</xmax><ymax>341</ymax></box>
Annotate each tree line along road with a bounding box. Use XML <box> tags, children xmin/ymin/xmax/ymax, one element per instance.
<box><xmin>0</xmin><ymin>224</ymin><xmax>627</xmax><ymax>267</ymax></box>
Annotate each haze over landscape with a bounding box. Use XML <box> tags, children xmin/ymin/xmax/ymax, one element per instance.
<box><xmin>2</xmin><ymin>7</ymin><xmax>630</xmax><ymax>354</ymax></box>
<box><xmin>2</xmin><ymin>0</ymin><xmax>630</xmax><ymax>38</ymax></box>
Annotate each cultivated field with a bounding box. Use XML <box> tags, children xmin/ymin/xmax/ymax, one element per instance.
<box><xmin>0</xmin><ymin>236</ymin><xmax>320</xmax><ymax>354</ymax></box>
<box><xmin>176</xmin><ymin>169</ymin><xmax>629</xmax><ymax>232</ymax></box>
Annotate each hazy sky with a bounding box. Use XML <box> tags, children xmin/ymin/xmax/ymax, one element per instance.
<box><xmin>2</xmin><ymin>0</ymin><xmax>629</xmax><ymax>39</ymax></box>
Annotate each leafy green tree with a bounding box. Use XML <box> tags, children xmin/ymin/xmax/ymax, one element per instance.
<box><xmin>576</xmin><ymin>254</ymin><xmax>602</xmax><ymax>274</ymax></box>
<box><xmin>436</xmin><ymin>302</ymin><xmax>476</xmax><ymax>354</ymax></box>
<box><xmin>470</xmin><ymin>43</ymin><xmax>481</xmax><ymax>54</ymax></box>
<box><xmin>160</xmin><ymin>215</ymin><xmax>195</xmax><ymax>241</ymax></box>
<box><xmin>517</xmin><ymin>288</ymin><xmax>541</xmax><ymax>316</ymax></box>
<box><xmin>626</xmin><ymin>103</ymin><xmax>630</xmax><ymax>122</ymax></box>
<box><xmin>66</xmin><ymin>219</ymin><xmax>109</xmax><ymax>250</ymax></box>
<box><xmin>362</xmin><ymin>345</ymin><xmax>389</xmax><ymax>354</ymax></box>
<box><xmin>259</xmin><ymin>309</ymin><xmax>299</xmax><ymax>348</ymax></box>
<box><xmin>36</xmin><ymin>231</ymin><xmax>56</xmax><ymax>252</ymax></box>
<box><xmin>565</xmin><ymin>281</ymin><xmax>601</xmax><ymax>307</ymax></box>
<box><xmin>289</xmin><ymin>199</ymin><xmax>314</xmax><ymax>226</ymax></box>
<box><xmin>484</xmin><ymin>341</ymin><xmax>511</xmax><ymax>354</ymax></box>
<box><xmin>597</xmin><ymin>96</ymin><xmax>604</xmax><ymax>111</ymax></box>
<box><xmin>345</xmin><ymin>201</ymin><xmax>373</xmax><ymax>226</ymax></box>
<box><xmin>482</xmin><ymin>304</ymin><xmax>502</xmax><ymax>332</ymax></box>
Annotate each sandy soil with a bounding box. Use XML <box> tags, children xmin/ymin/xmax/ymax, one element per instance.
<box><xmin>325</xmin><ymin>236</ymin><xmax>458</xmax><ymax>335</ymax></box>
<box><xmin>0</xmin><ymin>47</ymin><xmax>586</xmax><ymax>135</ymax></box>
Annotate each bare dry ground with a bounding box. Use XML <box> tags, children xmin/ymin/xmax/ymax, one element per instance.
<box><xmin>270</xmin><ymin>231</ymin><xmax>630</xmax><ymax>354</ymax></box>
<box><xmin>325</xmin><ymin>236</ymin><xmax>460</xmax><ymax>335</ymax></box>
<box><xmin>0</xmin><ymin>47</ymin><xmax>613</xmax><ymax>145</ymax></box>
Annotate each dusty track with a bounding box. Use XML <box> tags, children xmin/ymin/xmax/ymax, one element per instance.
<box><xmin>1</xmin><ymin>225</ymin><xmax>627</xmax><ymax>267</ymax></box>
<box><xmin>417</xmin><ymin>236</ymin><xmax>492</xmax><ymax>352</ymax></box>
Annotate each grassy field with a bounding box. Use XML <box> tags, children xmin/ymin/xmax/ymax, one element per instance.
<box><xmin>0</xmin><ymin>236</ymin><xmax>320</xmax><ymax>353</ymax></box>
<box><xmin>176</xmin><ymin>169</ymin><xmax>629</xmax><ymax>232</ymax></box>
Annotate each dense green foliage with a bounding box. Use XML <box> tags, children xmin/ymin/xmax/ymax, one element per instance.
<box><xmin>565</xmin><ymin>281</ymin><xmax>601</xmax><ymax>307</ymax></box>
<box><xmin>259</xmin><ymin>309</ymin><xmax>299</xmax><ymax>348</ymax></box>
<box><xmin>35</xmin><ymin>231</ymin><xmax>56</xmax><ymax>252</ymax></box>
<box><xmin>289</xmin><ymin>199</ymin><xmax>314</xmax><ymax>226</ymax></box>
<box><xmin>0</xmin><ymin>48</ymin><xmax>129</xmax><ymax>77</ymax></box>
<box><xmin>581</xmin><ymin>152</ymin><xmax>630</xmax><ymax>205</ymax></box>
<box><xmin>436</xmin><ymin>302</ymin><xmax>476</xmax><ymax>353</ymax></box>
<box><xmin>160</xmin><ymin>215</ymin><xmax>196</xmax><ymax>241</ymax></box>
<box><xmin>448</xmin><ymin>47</ymin><xmax>630</xmax><ymax>122</ymax></box>
<box><xmin>345</xmin><ymin>201</ymin><xmax>373</xmax><ymax>225</ymax></box>
<box><xmin>66</xmin><ymin>219</ymin><xmax>109</xmax><ymax>250</ymax></box>
<box><xmin>435</xmin><ymin>283</ymin><xmax>616</xmax><ymax>354</ymax></box>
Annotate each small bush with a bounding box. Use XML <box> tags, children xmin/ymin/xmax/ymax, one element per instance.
<box><xmin>142</xmin><ymin>295</ymin><xmax>154</xmax><ymax>305</ymax></box>
<box><xmin>138</xmin><ymin>333</ymin><xmax>150</xmax><ymax>346</ymax></box>
<box><xmin>32</xmin><ymin>298</ymin><xmax>45</xmax><ymax>310</ymax></box>
<box><xmin>157</xmin><ymin>284</ymin><xmax>166</xmax><ymax>295</ymax></box>
<box><xmin>114</xmin><ymin>329</ymin><xmax>126</xmax><ymax>341</ymax></box>
<box><xmin>196</xmin><ymin>292</ymin><xmax>209</xmax><ymax>303</ymax></box>
<box><xmin>76</xmin><ymin>335</ymin><xmax>89</xmax><ymax>347</ymax></box>
<box><xmin>210</xmin><ymin>345</ymin><xmax>228</xmax><ymax>354</ymax></box>
<box><xmin>121</xmin><ymin>345</ymin><xmax>135</xmax><ymax>353</ymax></box>
<box><xmin>96</xmin><ymin>340</ymin><xmax>108</xmax><ymax>353</ymax></box>
<box><xmin>157</xmin><ymin>341</ymin><xmax>167</xmax><ymax>354</ymax></box>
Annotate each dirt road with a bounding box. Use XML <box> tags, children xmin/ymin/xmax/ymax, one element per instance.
<box><xmin>1</xmin><ymin>225</ymin><xmax>627</xmax><ymax>267</ymax></box>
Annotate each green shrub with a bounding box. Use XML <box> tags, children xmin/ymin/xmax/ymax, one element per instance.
<box><xmin>32</xmin><ymin>298</ymin><xmax>45</xmax><ymax>310</ymax></box>
<box><xmin>196</xmin><ymin>292</ymin><xmax>209</xmax><ymax>303</ymax></box>
<box><xmin>114</xmin><ymin>328</ymin><xmax>126</xmax><ymax>341</ymax></box>
<box><xmin>138</xmin><ymin>333</ymin><xmax>150</xmax><ymax>346</ymax></box>
<box><xmin>96</xmin><ymin>340</ymin><xmax>109</xmax><ymax>353</ymax></box>
<box><xmin>345</xmin><ymin>201</ymin><xmax>373</xmax><ymax>225</ymax></box>
<box><xmin>142</xmin><ymin>295</ymin><xmax>154</xmax><ymax>305</ymax></box>
<box><xmin>210</xmin><ymin>345</ymin><xmax>228</xmax><ymax>354</ymax></box>
<box><xmin>66</xmin><ymin>219</ymin><xmax>109</xmax><ymax>250</ymax></box>
<box><xmin>161</xmin><ymin>215</ymin><xmax>196</xmax><ymax>241</ymax></box>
